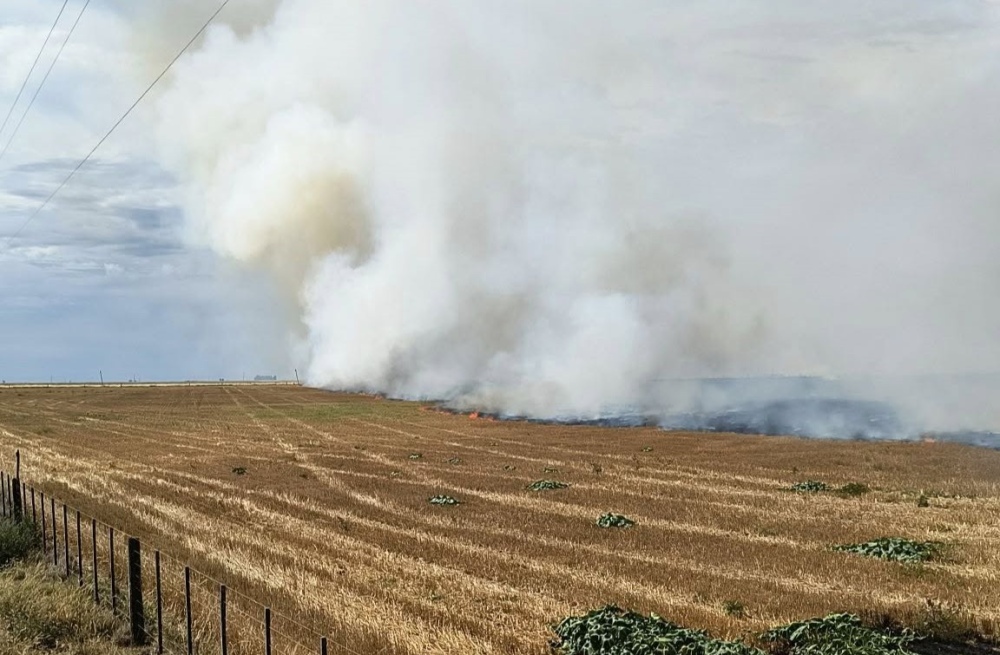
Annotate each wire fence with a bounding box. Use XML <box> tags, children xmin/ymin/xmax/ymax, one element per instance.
<box><xmin>0</xmin><ymin>452</ymin><xmax>366</xmax><ymax>655</ymax></box>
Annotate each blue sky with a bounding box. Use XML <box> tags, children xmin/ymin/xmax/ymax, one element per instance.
<box><xmin>0</xmin><ymin>0</ymin><xmax>291</xmax><ymax>382</ymax></box>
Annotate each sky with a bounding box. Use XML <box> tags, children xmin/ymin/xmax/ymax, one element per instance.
<box><xmin>2</xmin><ymin>0</ymin><xmax>999</xmax><ymax>409</ymax></box>
<box><xmin>0</xmin><ymin>0</ymin><xmax>291</xmax><ymax>383</ymax></box>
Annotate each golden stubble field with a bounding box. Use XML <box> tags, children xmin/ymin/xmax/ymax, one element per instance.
<box><xmin>0</xmin><ymin>384</ymin><xmax>998</xmax><ymax>655</ymax></box>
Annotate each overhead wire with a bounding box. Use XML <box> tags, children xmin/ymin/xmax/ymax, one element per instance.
<box><xmin>0</xmin><ymin>0</ymin><xmax>70</xmax><ymax>139</ymax></box>
<box><xmin>4</xmin><ymin>0</ymin><xmax>233</xmax><ymax>243</ymax></box>
<box><xmin>0</xmin><ymin>0</ymin><xmax>93</xmax><ymax>166</ymax></box>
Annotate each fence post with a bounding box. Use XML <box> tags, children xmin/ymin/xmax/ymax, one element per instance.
<box><xmin>91</xmin><ymin>519</ymin><xmax>99</xmax><ymax>603</ymax></box>
<box><xmin>155</xmin><ymin>551</ymin><xmax>163</xmax><ymax>655</ymax></box>
<box><xmin>40</xmin><ymin>493</ymin><xmax>46</xmax><ymax>555</ymax></box>
<box><xmin>110</xmin><ymin>528</ymin><xmax>117</xmax><ymax>614</ymax></box>
<box><xmin>15</xmin><ymin>450</ymin><xmax>19</xmax><ymax>479</ymax></box>
<box><xmin>11</xmin><ymin>478</ymin><xmax>21</xmax><ymax>521</ymax></box>
<box><xmin>320</xmin><ymin>636</ymin><xmax>328</xmax><ymax>655</ymax></box>
<box><xmin>2</xmin><ymin>471</ymin><xmax>7</xmax><ymax>517</ymax></box>
<box><xmin>30</xmin><ymin>487</ymin><xmax>36</xmax><ymax>525</ymax></box>
<box><xmin>62</xmin><ymin>504</ymin><xmax>69</xmax><ymax>577</ymax></box>
<box><xmin>220</xmin><ymin>585</ymin><xmax>228</xmax><ymax>655</ymax></box>
<box><xmin>50</xmin><ymin>497</ymin><xmax>56</xmax><ymax>566</ymax></box>
<box><xmin>184</xmin><ymin>566</ymin><xmax>193</xmax><ymax>655</ymax></box>
<box><xmin>127</xmin><ymin>537</ymin><xmax>145</xmax><ymax>646</ymax></box>
<box><xmin>265</xmin><ymin>607</ymin><xmax>272</xmax><ymax>655</ymax></box>
<box><xmin>76</xmin><ymin>511</ymin><xmax>82</xmax><ymax>586</ymax></box>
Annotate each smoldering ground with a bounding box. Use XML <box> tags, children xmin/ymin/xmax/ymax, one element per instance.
<box><xmin>133</xmin><ymin>1</ymin><xmax>1000</xmax><ymax>441</ymax></box>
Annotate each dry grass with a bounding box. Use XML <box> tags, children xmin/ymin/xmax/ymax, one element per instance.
<box><xmin>0</xmin><ymin>557</ymin><xmax>129</xmax><ymax>655</ymax></box>
<box><xmin>0</xmin><ymin>384</ymin><xmax>998</xmax><ymax>655</ymax></box>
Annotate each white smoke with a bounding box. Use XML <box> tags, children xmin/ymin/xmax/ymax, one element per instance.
<box><xmin>147</xmin><ymin>1</ymin><xmax>1000</xmax><ymax>426</ymax></box>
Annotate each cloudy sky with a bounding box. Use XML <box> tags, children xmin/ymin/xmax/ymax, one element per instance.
<box><xmin>3</xmin><ymin>0</ymin><xmax>999</xmax><ymax>397</ymax></box>
<box><xmin>0</xmin><ymin>0</ymin><xmax>291</xmax><ymax>383</ymax></box>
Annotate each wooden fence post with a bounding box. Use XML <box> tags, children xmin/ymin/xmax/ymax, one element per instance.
<box><xmin>91</xmin><ymin>519</ymin><xmax>99</xmax><ymax>603</ymax></box>
<box><xmin>50</xmin><ymin>497</ymin><xmax>56</xmax><ymax>566</ymax></box>
<box><xmin>40</xmin><ymin>493</ymin><xmax>46</xmax><ymax>555</ymax></box>
<box><xmin>110</xmin><ymin>528</ymin><xmax>117</xmax><ymax>614</ymax></box>
<box><xmin>30</xmin><ymin>487</ymin><xmax>36</xmax><ymax>524</ymax></box>
<box><xmin>2</xmin><ymin>471</ymin><xmax>7</xmax><ymax>517</ymax></box>
<box><xmin>62</xmin><ymin>504</ymin><xmax>69</xmax><ymax>577</ymax></box>
<box><xmin>320</xmin><ymin>636</ymin><xmax>328</xmax><ymax>655</ymax></box>
<box><xmin>15</xmin><ymin>450</ymin><xmax>19</xmax><ymax>480</ymax></box>
<box><xmin>184</xmin><ymin>567</ymin><xmax>193</xmax><ymax>655</ymax></box>
<box><xmin>155</xmin><ymin>551</ymin><xmax>163</xmax><ymax>655</ymax></box>
<box><xmin>220</xmin><ymin>585</ymin><xmax>228</xmax><ymax>655</ymax></box>
<box><xmin>76</xmin><ymin>511</ymin><xmax>82</xmax><ymax>586</ymax></box>
<box><xmin>11</xmin><ymin>478</ymin><xmax>21</xmax><ymax>521</ymax></box>
<box><xmin>265</xmin><ymin>607</ymin><xmax>272</xmax><ymax>655</ymax></box>
<box><xmin>127</xmin><ymin>537</ymin><xmax>145</xmax><ymax>646</ymax></box>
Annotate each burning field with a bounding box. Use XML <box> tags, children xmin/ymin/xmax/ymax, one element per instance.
<box><xmin>1</xmin><ymin>383</ymin><xmax>999</xmax><ymax>654</ymax></box>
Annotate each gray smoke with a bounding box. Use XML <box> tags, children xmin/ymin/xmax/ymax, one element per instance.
<box><xmin>141</xmin><ymin>1</ymin><xmax>1000</xmax><ymax>439</ymax></box>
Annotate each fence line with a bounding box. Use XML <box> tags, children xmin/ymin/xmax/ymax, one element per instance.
<box><xmin>0</xmin><ymin>451</ymin><xmax>366</xmax><ymax>655</ymax></box>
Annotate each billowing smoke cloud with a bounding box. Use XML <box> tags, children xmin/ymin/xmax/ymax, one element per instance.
<box><xmin>146</xmin><ymin>1</ymin><xmax>1000</xmax><ymax>434</ymax></box>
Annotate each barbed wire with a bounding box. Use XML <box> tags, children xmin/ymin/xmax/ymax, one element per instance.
<box><xmin>0</xmin><ymin>487</ymin><xmax>186</xmax><ymax>655</ymax></box>
<box><xmin>8</xmin><ymin>474</ymin><xmax>368</xmax><ymax>655</ymax></box>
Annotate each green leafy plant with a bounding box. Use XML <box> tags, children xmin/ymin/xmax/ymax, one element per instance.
<box><xmin>429</xmin><ymin>495</ymin><xmax>460</xmax><ymax>506</ymax></box>
<box><xmin>596</xmin><ymin>513</ymin><xmax>635</xmax><ymax>529</ymax></box>
<box><xmin>722</xmin><ymin>600</ymin><xmax>746</xmax><ymax>618</ymax></box>
<box><xmin>832</xmin><ymin>538</ymin><xmax>942</xmax><ymax>563</ymax></box>
<box><xmin>838</xmin><ymin>482</ymin><xmax>871</xmax><ymax>497</ymax></box>
<box><xmin>760</xmin><ymin>612</ymin><xmax>917</xmax><ymax>655</ymax></box>
<box><xmin>551</xmin><ymin>606</ymin><xmax>761</xmax><ymax>655</ymax></box>
<box><xmin>528</xmin><ymin>480</ymin><xmax>569</xmax><ymax>492</ymax></box>
<box><xmin>551</xmin><ymin>607</ymin><xmax>945</xmax><ymax>655</ymax></box>
<box><xmin>231</xmin><ymin>466</ymin><xmax>247</xmax><ymax>475</ymax></box>
<box><xmin>791</xmin><ymin>480</ymin><xmax>829</xmax><ymax>493</ymax></box>
<box><xmin>917</xmin><ymin>494</ymin><xmax>929</xmax><ymax>508</ymax></box>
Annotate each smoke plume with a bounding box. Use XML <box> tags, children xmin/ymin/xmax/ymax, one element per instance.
<box><xmin>145</xmin><ymin>1</ymin><xmax>1000</xmax><ymax>435</ymax></box>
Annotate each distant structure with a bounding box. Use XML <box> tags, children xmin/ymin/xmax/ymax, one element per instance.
<box><xmin>254</xmin><ymin>375</ymin><xmax>277</xmax><ymax>381</ymax></box>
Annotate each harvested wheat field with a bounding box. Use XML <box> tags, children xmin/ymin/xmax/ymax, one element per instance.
<box><xmin>0</xmin><ymin>384</ymin><xmax>998</xmax><ymax>655</ymax></box>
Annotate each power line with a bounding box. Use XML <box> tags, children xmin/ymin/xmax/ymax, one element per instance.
<box><xmin>0</xmin><ymin>0</ymin><xmax>71</xmax><ymax>139</ymax></box>
<box><xmin>0</xmin><ymin>0</ymin><xmax>93</xmax><ymax>166</ymax></box>
<box><xmin>4</xmin><ymin>0</ymin><xmax>232</xmax><ymax>243</ymax></box>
